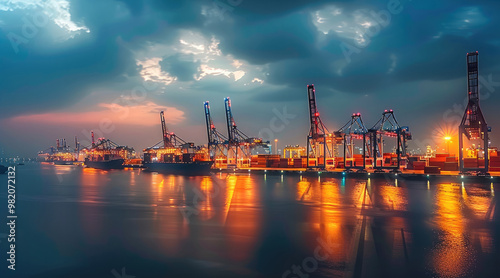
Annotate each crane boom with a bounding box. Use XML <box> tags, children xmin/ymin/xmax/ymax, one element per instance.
<box><xmin>224</xmin><ymin>97</ymin><xmax>238</xmax><ymax>143</ymax></box>
<box><xmin>204</xmin><ymin>101</ymin><xmax>214</xmax><ymax>145</ymax></box>
<box><xmin>160</xmin><ymin>111</ymin><xmax>173</xmax><ymax>148</ymax></box>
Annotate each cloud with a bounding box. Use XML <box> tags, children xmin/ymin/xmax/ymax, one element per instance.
<box><xmin>9</xmin><ymin>101</ymin><xmax>185</xmax><ymax>126</ymax></box>
<box><xmin>138</xmin><ymin>57</ymin><xmax>176</xmax><ymax>85</ymax></box>
<box><xmin>0</xmin><ymin>0</ymin><xmax>89</xmax><ymax>37</ymax></box>
<box><xmin>159</xmin><ymin>53</ymin><xmax>201</xmax><ymax>82</ymax></box>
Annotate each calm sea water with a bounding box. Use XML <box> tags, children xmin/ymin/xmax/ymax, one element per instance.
<box><xmin>1</xmin><ymin>163</ymin><xmax>499</xmax><ymax>278</ymax></box>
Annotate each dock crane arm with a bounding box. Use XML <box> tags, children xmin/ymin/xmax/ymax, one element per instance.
<box><xmin>160</xmin><ymin>111</ymin><xmax>174</xmax><ymax>148</ymax></box>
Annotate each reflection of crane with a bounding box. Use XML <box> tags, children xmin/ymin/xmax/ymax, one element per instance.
<box><xmin>368</xmin><ymin>110</ymin><xmax>411</xmax><ymax>172</ymax></box>
<box><xmin>204</xmin><ymin>101</ymin><xmax>227</xmax><ymax>160</ymax></box>
<box><xmin>335</xmin><ymin>113</ymin><xmax>370</xmax><ymax>171</ymax></box>
<box><xmin>306</xmin><ymin>85</ymin><xmax>333</xmax><ymax>169</ymax></box>
<box><xmin>224</xmin><ymin>97</ymin><xmax>269</xmax><ymax>167</ymax></box>
<box><xmin>459</xmin><ymin>52</ymin><xmax>490</xmax><ymax>174</ymax></box>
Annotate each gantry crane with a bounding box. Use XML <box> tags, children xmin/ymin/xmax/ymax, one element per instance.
<box><xmin>306</xmin><ymin>85</ymin><xmax>334</xmax><ymax>170</ymax></box>
<box><xmin>459</xmin><ymin>51</ymin><xmax>491</xmax><ymax>174</ymax></box>
<box><xmin>204</xmin><ymin>101</ymin><xmax>228</xmax><ymax>161</ymax></box>
<box><xmin>224</xmin><ymin>97</ymin><xmax>269</xmax><ymax>168</ymax></box>
<box><xmin>368</xmin><ymin>109</ymin><xmax>411</xmax><ymax>172</ymax></box>
<box><xmin>143</xmin><ymin>111</ymin><xmax>197</xmax><ymax>163</ymax></box>
<box><xmin>335</xmin><ymin>113</ymin><xmax>370</xmax><ymax>171</ymax></box>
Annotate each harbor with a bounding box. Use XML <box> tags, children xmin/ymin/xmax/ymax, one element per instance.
<box><xmin>32</xmin><ymin>52</ymin><xmax>498</xmax><ymax>182</ymax></box>
<box><xmin>2</xmin><ymin>1</ymin><xmax>500</xmax><ymax>277</ymax></box>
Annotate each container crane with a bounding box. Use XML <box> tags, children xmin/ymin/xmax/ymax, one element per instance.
<box><xmin>335</xmin><ymin>113</ymin><xmax>370</xmax><ymax>171</ymax></box>
<box><xmin>306</xmin><ymin>85</ymin><xmax>334</xmax><ymax>169</ymax></box>
<box><xmin>368</xmin><ymin>109</ymin><xmax>411</xmax><ymax>172</ymax></box>
<box><xmin>459</xmin><ymin>51</ymin><xmax>490</xmax><ymax>175</ymax></box>
<box><xmin>204</xmin><ymin>101</ymin><xmax>228</xmax><ymax>161</ymax></box>
<box><xmin>224</xmin><ymin>97</ymin><xmax>269</xmax><ymax>168</ymax></box>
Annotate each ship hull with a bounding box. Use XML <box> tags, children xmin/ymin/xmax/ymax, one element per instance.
<box><xmin>0</xmin><ymin>165</ymin><xmax>7</xmax><ymax>174</ymax></box>
<box><xmin>84</xmin><ymin>159</ymin><xmax>125</xmax><ymax>170</ymax></box>
<box><xmin>144</xmin><ymin>161</ymin><xmax>214</xmax><ymax>176</ymax></box>
<box><xmin>53</xmin><ymin>160</ymin><xmax>76</xmax><ymax>166</ymax></box>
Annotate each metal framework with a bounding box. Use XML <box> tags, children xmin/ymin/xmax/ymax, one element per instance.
<box><xmin>335</xmin><ymin>113</ymin><xmax>370</xmax><ymax>171</ymax></box>
<box><xmin>368</xmin><ymin>109</ymin><xmax>411</xmax><ymax>172</ymax></box>
<box><xmin>306</xmin><ymin>85</ymin><xmax>334</xmax><ymax>169</ymax></box>
<box><xmin>204</xmin><ymin>101</ymin><xmax>228</xmax><ymax>161</ymax></box>
<box><xmin>224</xmin><ymin>97</ymin><xmax>269</xmax><ymax>168</ymax></box>
<box><xmin>144</xmin><ymin>111</ymin><xmax>192</xmax><ymax>152</ymax></box>
<box><xmin>459</xmin><ymin>51</ymin><xmax>490</xmax><ymax>174</ymax></box>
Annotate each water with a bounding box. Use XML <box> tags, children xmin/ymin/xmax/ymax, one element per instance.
<box><xmin>1</xmin><ymin>163</ymin><xmax>499</xmax><ymax>278</ymax></box>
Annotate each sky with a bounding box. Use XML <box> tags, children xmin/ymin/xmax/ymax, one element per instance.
<box><xmin>1</xmin><ymin>0</ymin><xmax>500</xmax><ymax>157</ymax></box>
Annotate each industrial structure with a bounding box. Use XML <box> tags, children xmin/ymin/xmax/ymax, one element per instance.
<box><xmin>37</xmin><ymin>138</ymin><xmax>78</xmax><ymax>163</ymax></box>
<box><xmin>306</xmin><ymin>85</ymin><xmax>334</xmax><ymax>169</ymax></box>
<box><xmin>143</xmin><ymin>111</ymin><xmax>207</xmax><ymax>163</ymax></box>
<box><xmin>35</xmin><ymin>52</ymin><xmax>499</xmax><ymax>177</ymax></box>
<box><xmin>202</xmin><ymin>98</ymin><xmax>270</xmax><ymax>168</ymax></box>
<box><xmin>87</xmin><ymin>132</ymin><xmax>135</xmax><ymax>161</ymax></box>
<box><xmin>224</xmin><ymin>97</ymin><xmax>270</xmax><ymax>167</ymax></box>
<box><xmin>368</xmin><ymin>110</ymin><xmax>411</xmax><ymax>172</ymax></box>
<box><xmin>204</xmin><ymin>101</ymin><xmax>228</xmax><ymax>163</ymax></box>
<box><xmin>459</xmin><ymin>51</ymin><xmax>491</xmax><ymax>174</ymax></box>
<box><xmin>335</xmin><ymin>113</ymin><xmax>370</xmax><ymax>171</ymax></box>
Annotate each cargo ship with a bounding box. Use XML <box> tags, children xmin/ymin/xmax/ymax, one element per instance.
<box><xmin>83</xmin><ymin>132</ymin><xmax>134</xmax><ymax>170</ymax></box>
<box><xmin>143</xmin><ymin>111</ymin><xmax>212</xmax><ymax>175</ymax></box>
<box><xmin>38</xmin><ymin>138</ymin><xmax>78</xmax><ymax>164</ymax></box>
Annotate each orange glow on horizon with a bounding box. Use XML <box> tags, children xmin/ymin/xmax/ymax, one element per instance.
<box><xmin>9</xmin><ymin>101</ymin><xmax>185</xmax><ymax>126</ymax></box>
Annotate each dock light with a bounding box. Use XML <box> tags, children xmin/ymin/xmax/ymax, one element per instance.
<box><xmin>299</xmin><ymin>171</ymin><xmax>302</xmax><ymax>174</ymax></box>
<box><xmin>461</xmin><ymin>175</ymin><xmax>464</xmax><ymax>179</ymax></box>
<box><xmin>318</xmin><ymin>171</ymin><xmax>322</xmax><ymax>175</ymax></box>
<box><xmin>491</xmin><ymin>176</ymin><xmax>493</xmax><ymax>179</ymax></box>
<box><xmin>427</xmin><ymin>174</ymin><xmax>430</xmax><ymax>178</ymax></box>
<box><xmin>368</xmin><ymin>173</ymin><xmax>371</xmax><ymax>176</ymax></box>
<box><xmin>342</xmin><ymin>172</ymin><xmax>345</xmax><ymax>175</ymax></box>
<box><xmin>264</xmin><ymin>170</ymin><xmax>267</xmax><ymax>173</ymax></box>
<box><xmin>248</xmin><ymin>169</ymin><xmax>251</xmax><ymax>172</ymax></box>
<box><xmin>281</xmin><ymin>170</ymin><xmax>284</xmax><ymax>173</ymax></box>
<box><xmin>395</xmin><ymin>173</ymin><xmax>398</xmax><ymax>176</ymax></box>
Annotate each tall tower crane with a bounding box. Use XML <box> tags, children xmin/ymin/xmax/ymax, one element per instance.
<box><xmin>204</xmin><ymin>101</ymin><xmax>228</xmax><ymax>161</ymax></box>
<box><xmin>459</xmin><ymin>51</ymin><xmax>490</xmax><ymax>174</ymax></box>
<box><xmin>306</xmin><ymin>85</ymin><xmax>333</xmax><ymax>169</ymax></box>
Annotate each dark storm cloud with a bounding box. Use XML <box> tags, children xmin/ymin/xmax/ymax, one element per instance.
<box><xmin>159</xmin><ymin>54</ymin><xmax>201</xmax><ymax>82</ymax></box>
<box><xmin>215</xmin><ymin>11</ymin><xmax>318</xmax><ymax>64</ymax></box>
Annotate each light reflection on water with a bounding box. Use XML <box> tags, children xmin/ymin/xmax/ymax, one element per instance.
<box><xmin>8</xmin><ymin>164</ymin><xmax>500</xmax><ymax>278</ymax></box>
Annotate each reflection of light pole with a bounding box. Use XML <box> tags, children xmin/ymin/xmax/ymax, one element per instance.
<box><xmin>444</xmin><ymin>136</ymin><xmax>451</xmax><ymax>155</ymax></box>
<box><xmin>274</xmin><ymin>139</ymin><xmax>278</xmax><ymax>155</ymax></box>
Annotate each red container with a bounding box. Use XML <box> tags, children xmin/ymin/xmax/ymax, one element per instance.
<box><xmin>424</xmin><ymin>166</ymin><xmax>441</xmax><ymax>174</ymax></box>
